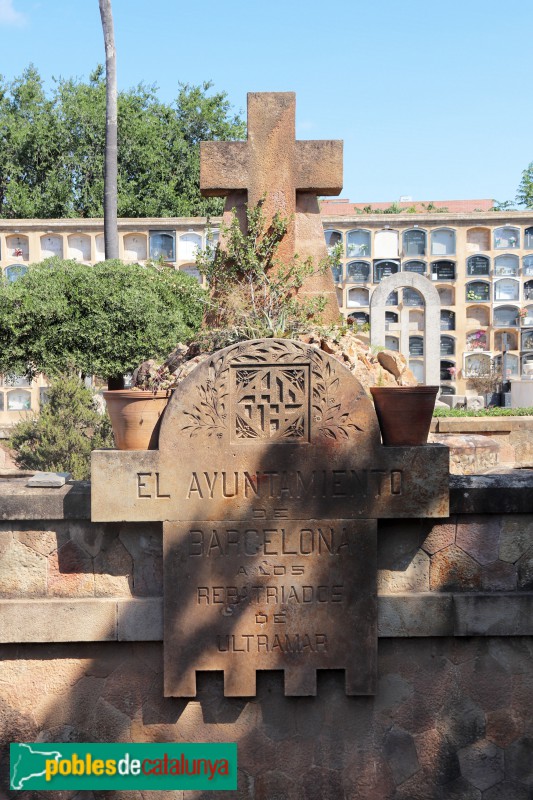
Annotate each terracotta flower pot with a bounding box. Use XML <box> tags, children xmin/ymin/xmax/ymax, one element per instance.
<box><xmin>103</xmin><ymin>390</ymin><xmax>171</xmax><ymax>450</ymax></box>
<box><xmin>370</xmin><ymin>386</ymin><xmax>439</xmax><ymax>446</ymax></box>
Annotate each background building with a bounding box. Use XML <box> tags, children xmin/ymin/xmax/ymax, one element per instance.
<box><xmin>2</xmin><ymin>201</ymin><xmax>533</xmax><ymax>421</ymax></box>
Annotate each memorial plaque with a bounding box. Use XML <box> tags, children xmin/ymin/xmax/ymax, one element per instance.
<box><xmin>164</xmin><ymin>519</ymin><xmax>376</xmax><ymax>697</ymax></box>
<box><xmin>92</xmin><ymin>338</ymin><xmax>449</xmax><ymax>697</ymax></box>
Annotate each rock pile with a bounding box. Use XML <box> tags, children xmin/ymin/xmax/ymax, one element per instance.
<box><xmin>134</xmin><ymin>327</ymin><xmax>418</xmax><ymax>394</ymax></box>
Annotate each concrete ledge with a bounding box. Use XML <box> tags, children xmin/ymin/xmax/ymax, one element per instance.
<box><xmin>454</xmin><ymin>594</ymin><xmax>533</xmax><ymax>636</ymax></box>
<box><xmin>2</xmin><ymin>595</ymin><xmax>533</xmax><ymax>643</ymax></box>
<box><xmin>0</xmin><ymin>473</ymin><xmax>532</xmax><ymax>519</ymax></box>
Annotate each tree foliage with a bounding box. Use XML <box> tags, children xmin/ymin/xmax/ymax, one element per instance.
<box><xmin>9</xmin><ymin>375</ymin><xmax>114</xmax><ymax>480</ymax></box>
<box><xmin>0</xmin><ymin>258</ymin><xmax>205</xmax><ymax>382</ymax></box>
<box><xmin>516</xmin><ymin>162</ymin><xmax>533</xmax><ymax>208</ymax></box>
<box><xmin>0</xmin><ymin>66</ymin><xmax>245</xmax><ymax>218</ymax></box>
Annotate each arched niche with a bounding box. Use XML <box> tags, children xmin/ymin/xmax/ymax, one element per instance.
<box><xmin>348</xmin><ymin>311</ymin><xmax>369</xmax><ymax>327</ymax></box>
<box><xmin>494</xmin><ymin>226</ymin><xmax>520</xmax><ymax>249</ymax></box>
<box><xmin>373</xmin><ymin>260</ymin><xmax>399</xmax><ymax>282</ymax></box>
<box><xmin>524</xmin><ymin>280</ymin><xmax>533</xmax><ymax>301</ymax></box>
<box><xmin>494</xmin><ymin>254</ymin><xmax>519</xmax><ymax>277</ymax></box>
<box><xmin>6</xmin><ymin>234</ymin><xmax>29</xmax><ymax>261</ymax></box>
<box><xmin>123</xmin><ymin>233</ymin><xmax>147</xmax><ymax>262</ymax></box>
<box><xmin>385</xmin><ymin>311</ymin><xmax>398</xmax><ymax>329</ymax></box>
<box><xmin>493</xmin><ymin>305</ymin><xmax>519</xmax><ymax>327</ymax></box>
<box><xmin>522</xmin><ymin>330</ymin><xmax>533</xmax><ymax>350</ymax></box>
<box><xmin>493</xmin><ymin>353</ymin><xmax>519</xmax><ymax>377</ymax></box>
<box><xmin>324</xmin><ymin>229</ymin><xmax>342</xmax><ymax>253</ymax></box>
<box><xmin>403</xmin><ymin>260</ymin><xmax>426</xmax><ymax>275</ymax></box>
<box><xmin>347</xmin><ymin>287</ymin><xmax>369</xmax><ymax>308</ymax></box>
<box><xmin>438</xmin><ymin>286</ymin><xmax>454</xmax><ymax>305</ymax></box>
<box><xmin>466</xmin><ymin>281</ymin><xmax>490</xmax><ymax>302</ymax></box>
<box><xmin>178</xmin><ymin>232</ymin><xmax>202</xmax><ymax>261</ymax></box>
<box><xmin>464</xmin><ymin>352</ymin><xmax>491</xmax><ymax>378</ymax></box>
<box><xmin>402</xmin><ymin>229</ymin><xmax>426</xmax><ymax>256</ymax></box>
<box><xmin>95</xmin><ymin>235</ymin><xmax>105</xmax><ymax>261</ymax></box>
<box><xmin>494</xmin><ymin>278</ymin><xmax>519</xmax><ymax>302</ymax></box>
<box><xmin>409</xmin><ymin>336</ymin><xmax>424</xmax><ymax>356</ymax></box>
<box><xmin>386</xmin><ymin>291</ymin><xmax>398</xmax><ymax>306</ymax></box>
<box><xmin>402</xmin><ymin>288</ymin><xmax>423</xmax><ymax>307</ymax></box>
<box><xmin>440</xmin><ymin>335</ymin><xmax>455</xmax><ymax>356</ymax></box>
<box><xmin>346</xmin><ymin>229</ymin><xmax>370</xmax><ymax>258</ymax></box>
<box><xmin>431</xmin><ymin>260</ymin><xmax>455</xmax><ymax>281</ymax></box>
<box><xmin>331</xmin><ymin>261</ymin><xmax>343</xmax><ymax>283</ymax></box>
<box><xmin>40</xmin><ymin>234</ymin><xmax>63</xmax><ymax>259</ymax></box>
<box><xmin>440</xmin><ymin>310</ymin><xmax>455</xmax><ymax>331</ymax></box>
<box><xmin>521</xmin><ymin>304</ymin><xmax>533</xmax><ymax>326</ymax></box>
<box><xmin>440</xmin><ymin>384</ymin><xmax>456</xmax><ymax>396</ymax></box>
<box><xmin>467</xmin><ymin>255</ymin><xmax>490</xmax><ymax>277</ymax></box>
<box><xmin>495</xmin><ymin>330</ymin><xmax>518</xmax><ymax>350</ymax></box>
<box><xmin>180</xmin><ymin>264</ymin><xmax>202</xmax><ymax>283</ymax></box>
<box><xmin>466</xmin><ymin>227</ymin><xmax>490</xmax><ymax>252</ymax></box>
<box><xmin>370</xmin><ymin>272</ymin><xmax>440</xmax><ymax>385</ymax></box>
<box><xmin>466</xmin><ymin>330</ymin><xmax>488</xmax><ymax>351</ymax></box>
<box><xmin>525</xmin><ymin>227</ymin><xmax>533</xmax><ymax>250</ymax></box>
<box><xmin>5</xmin><ymin>265</ymin><xmax>28</xmax><ymax>282</ymax></box>
<box><xmin>7</xmin><ymin>388</ymin><xmax>31</xmax><ymax>410</ymax></box>
<box><xmin>149</xmin><ymin>231</ymin><xmax>175</xmax><ymax>261</ymax></box>
<box><xmin>68</xmin><ymin>234</ymin><xmax>91</xmax><ymax>262</ymax></box>
<box><xmin>431</xmin><ymin>228</ymin><xmax>455</xmax><ymax>256</ymax></box>
<box><xmin>409</xmin><ymin>360</ymin><xmax>425</xmax><ymax>382</ymax></box>
<box><xmin>440</xmin><ymin>360</ymin><xmax>456</xmax><ymax>381</ymax></box>
<box><xmin>346</xmin><ymin>261</ymin><xmax>370</xmax><ymax>282</ymax></box>
<box><xmin>374</xmin><ymin>229</ymin><xmax>399</xmax><ymax>259</ymax></box>
<box><xmin>466</xmin><ymin>305</ymin><xmax>490</xmax><ymax>327</ymax></box>
<box><xmin>524</xmin><ymin>255</ymin><xmax>533</xmax><ymax>277</ymax></box>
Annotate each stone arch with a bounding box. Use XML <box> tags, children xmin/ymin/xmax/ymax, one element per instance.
<box><xmin>370</xmin><ymin>272</ymin><xmax>440</xmax><ymax>386</ymax></box>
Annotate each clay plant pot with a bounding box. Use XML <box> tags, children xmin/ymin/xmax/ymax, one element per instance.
<box><xmin>103</xmin><ymin>390</ymin><xmax>171</xmax><ymax>450</ymax></box>
<box><xmin>370</xmin><ymin>386</ymin><xmax>439</xmax><ymax>446</ymax></box>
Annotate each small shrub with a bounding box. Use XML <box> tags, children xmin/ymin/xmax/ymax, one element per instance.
<box><xmin>9</xmin><ymin>375</ymin><xmax>114</xmax><ymax>480</ymax></box>
<box><xmin>433</xmin><ymin>406</ymin><xmax>533</xmax><ymax>417</ymax></box>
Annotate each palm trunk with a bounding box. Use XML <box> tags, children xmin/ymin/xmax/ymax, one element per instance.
<box><xmin>99</xmin><ymin>0</ymin><xmax>119</xmax><ymax>260</ymax></box>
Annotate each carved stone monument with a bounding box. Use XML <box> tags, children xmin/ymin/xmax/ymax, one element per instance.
<box><xmin>92</xmin><ymin>339</ymin><xmax>449</xmax><ymax>698</ymax></box>
<box><xmin>200</xmin><ymin>92</ymin><xmax>343</xmax><ymax>324</ymax></box>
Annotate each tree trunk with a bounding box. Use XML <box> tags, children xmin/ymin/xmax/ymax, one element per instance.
<box><xmin>99</xmin><ymin>0</ymin><xmax>119</xmax><ymax>260</ymax></box>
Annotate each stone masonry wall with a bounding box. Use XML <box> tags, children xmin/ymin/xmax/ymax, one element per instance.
<box><xmin>0</xmin><ymin>477</ymin><xmax>532</xmax><ymax>799</ymax></box>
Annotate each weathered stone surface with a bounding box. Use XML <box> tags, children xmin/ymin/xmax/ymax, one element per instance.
<box><xmin>376</xmin><ymin>350</ymin><xmax>407</xmax><ymax>379</ymax></box>
<box><xmin>430</xmin><ymin>543</ymin><xmax>482</xmax><ymax>591</ymax></box>
<box><xmin>383</xmin><ymin>726</ymin><xmax>419</xmax><ymax>785</ymax></box>
<box><xmin>454</xmin><ymin>595</ymin><xmax>533</xmax><ymax>636</ymax></box>
<box><xmin>421</xmin><ymin>519</ymin><xmax>456</xmax><ymax>554</ymax></box>
<box><xmin>499</xmin><ymin>516</ymin><xmax>533</xmax><ymax>562</ymax></box>
<box><xmin>481</xmin><ymin>560</ymin><xmax>517</xmax><ymax>591</ymax></box>
<box><xmin>0</xmin><ymin>536</ymin><xmax>46</xmax><ymax>597</ymax></box>
<box><xmin>502</xmin><ymin>735</ymin><xmax>533</xmax><ymax>784</ymax></box>
<box><xmin>94</xmin><ymin>536</ymin><xmax>133</xmax><ymax>597</ymax></box>
<box><xmin>16</xmin><ymin>528</ymin><xmax>58</xmax><ymax>556</ymax></box>
<box><xmin>0</xmin><ymin>599</ymin><xmax>116</xmax><ymax>642</ymax></box>
<box><xmin>201</xmin><ymin>92</ymin><xmax>342</xmax><ymax>322</ymax></box>
<box><xmin>48</xmin><ymin>539</ymin><xmax>94</xmax><ymax>597</ymax></box>
<box><xmin>378</xmin><ymin>595</ymin><xmax>453</xmax><ymax>637</ymax></box>
<box><xmin>483</xmin><ymin>782</ymin><xmax>531</xmax><ymax>800</ymax></box>
<box><xmin>517</xmin><ymin>547</ymin><xmax>533</xmax><ymax>589</ymax></box>
<box><xmin>456</xmin><ymin>515</ymin><xmax>500</xmax><ymax>565</ymax></box>
<box><xmin>27</xmin><ymin>471</ymin><xmax>71</xmax><ymax>487</ymax></box>
<box><xmin>486</xmin><ymin>708</ymin><xmax>523</xmax><ymax>747</ymax></box>
<box><xmin>117</xmin><ymin>598</ymin><xmax>162</xmax><ymax>642</ymax></box>
<box><xmin>164</xmin><ymin>519</ymin><xmax>377</xmax><ymax>698</ymax></box>
<box><xmin>378</xmin><ymin>550</ymin><xmax>430</xmax><ymax>593</ymax></box>
<box><xmin>458</xmin><ymin>740</ymin><xmax>504</xmax><ymax>791</ymax></box>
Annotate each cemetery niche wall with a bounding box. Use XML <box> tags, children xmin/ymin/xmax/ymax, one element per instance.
<box><xmin>92</xmin><ymin>339</ymin><xmax>449</xmax><ymax>698</ymax></box>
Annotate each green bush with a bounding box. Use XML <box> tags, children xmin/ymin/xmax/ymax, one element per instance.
<box><xmin>0</xmin><ymin>258</ymin><xmax>206</xmax><ymax>384</ymax></box>
<box><xmin>9</xmin><ymin>376</ymin><xmax>114</xmax><ymax>480</ymax></box>
<box><xmin>433</xmin><ymin>406</ymin><xmax>533</xmax><ymax>417</ymax></box>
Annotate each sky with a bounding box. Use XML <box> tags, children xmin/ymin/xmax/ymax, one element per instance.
<box><xmin>0</xmin><ymin>0</ymin><xmax>531</xmax><ymax>205</ymax></box>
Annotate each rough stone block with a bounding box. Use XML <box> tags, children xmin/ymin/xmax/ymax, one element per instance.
<box><xmin>117</xmin><ymin>598</ymin><xmax>163</xmax><ymax>641</ymax></box>
<box><xmin>378</xmin><ymin>595</ymin><xmax>453</xmax><ymax>637</ymax></box>
<box><xmin>503</xmin><ymin>735</ymin><xmax>533</xmax><ymax>785</ymax></box>
<box><xmin>499</xmin><ymin>516</ymin><xmax>533</xmax><ymax>563</ymax></box>
<box><xmin>517</xmin><ymin>547</ymin><xmax>533</xmax><ymax>589</ymax></box>
<box><xmin>0</xmin><ymin>599</ymin><xmax>116</xmax><ymax>642</ymax></box>
<box><xmin>378</xmin><ymin>550</ymin><xmax>430</xmax><ymax>593</ymax></box>
<box><xmin>47</xmin><ymin>539</ymin><xmax>94</xmax><ymax>597</ymax></box>
<box><xmin>481</xmin><ymin>561</ymin><xmax>517</xmax><ymax>591</ymax></box>
<box><xmin>430</xmin><ymin>544</ymin><xmax>482</xmax><ymax>591</ymax></box>
<box><xmin>94</xmin><ymin>537</ymin><xmax>133</xmax><ymax>597</ymax></box>
<box><xmin>27</xmin><ymin>471</ymin><xmax>72</xmax><ymax>487</ymax></box>
<box><xmin>457</xmin><ymin>515</ymin><xmax>501</xmax><ymax>565</ymax></box>
<box><xmin>421</xmin><ymin>519</ymin><xmax>456</xmax><ymax>554</ymax></box>
<box><xmin>0</xmin><ymin>536</ymin><xmax>47</xmax><ymax>597</ymax></box>
<box><xmin>383</xmin><ymin>726</ymin><xmax>419</xmax><ymax>785</ymax></box>
<box><xmin>454</xmin><ymin>594</ymin><xmax>533</xmax><ymax>635</ymax></box>
<box><xmin>486</xmin><ymin>708</ymin><xmax>523</xmax><ymax>748</ymax></box>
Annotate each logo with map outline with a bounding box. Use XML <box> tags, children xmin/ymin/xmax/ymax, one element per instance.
<box><xmin>11</xmin><ymin>743</ymin><xmax>63</xmax><ymax>789</ymax></box>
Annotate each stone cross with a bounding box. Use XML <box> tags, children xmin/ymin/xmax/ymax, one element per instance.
<box><xmin>92</xmin><ymin>338</ymin><xmax>449</xmax><ymax>699</ymax></box>
<box><xmin>200</xmin><ymin>92</ymin><xmax>343</xmax><ymax>323</ymax></box>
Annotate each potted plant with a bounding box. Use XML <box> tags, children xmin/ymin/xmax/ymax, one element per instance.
<box><xmin>103</xmin><ymin>353</ymin><xmax>187</xmax><ymax>450</ymax></box>
<box><xmin>370</xmin><ymin>383</ymin><xmax>439</xmax><ymax>446</ymax></box>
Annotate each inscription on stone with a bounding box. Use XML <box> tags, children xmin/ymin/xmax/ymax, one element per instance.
<box><xmin>91</xmin><ymin>338</ymin><xmax>449</xmax><ymax>697</ymax></box>
<box><xmin>164</xmin><ymin>519</ymin><xmax>376</xmax><ymax>697</ymax></box>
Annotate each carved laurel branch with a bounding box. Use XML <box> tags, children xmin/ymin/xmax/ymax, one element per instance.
<box><xmin>180</xmin><ymin>340</ymin><xmax>364</xmax><ymax>441</ymax></box>
<box><xmin>311</xmin><ymin>351</ymin><xmax>364</xmax><ymax>441</ymax></box>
